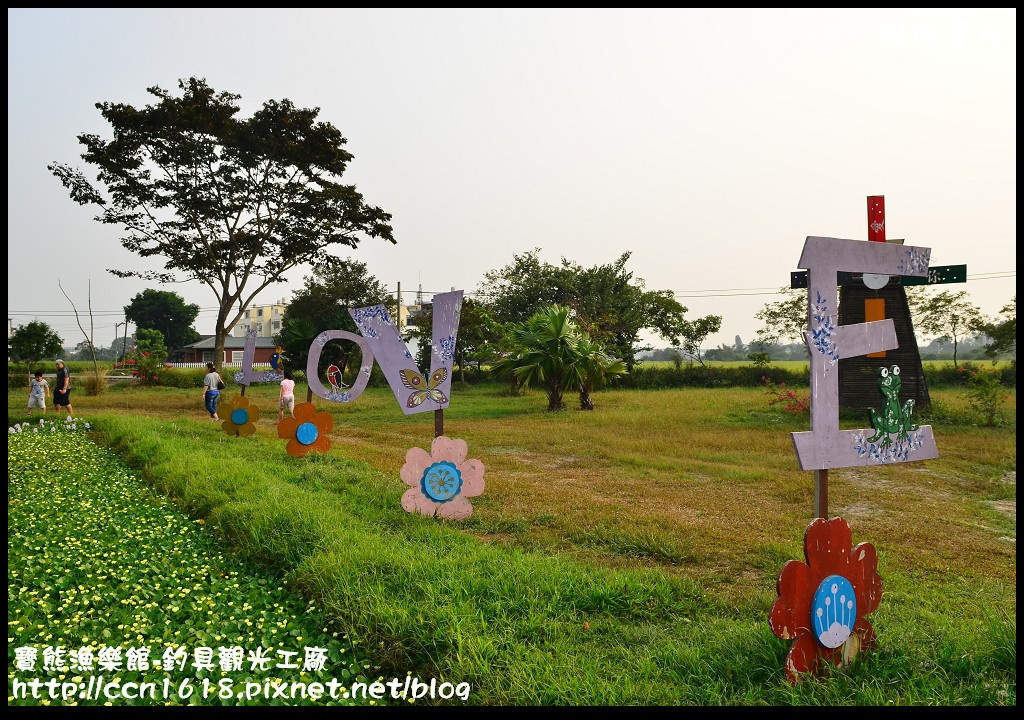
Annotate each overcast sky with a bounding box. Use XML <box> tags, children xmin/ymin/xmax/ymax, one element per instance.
<box><xmin>7</xmin><ymin>8</ymin><xmax>1016</xmax><ymax>350</ymax></box>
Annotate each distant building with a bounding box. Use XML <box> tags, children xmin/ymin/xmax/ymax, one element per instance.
<box><xmin>177</xmin><ymin>336</ymin><xmax>277</xmax><ymax>365</ymax></box>
<box><xmin>398</xmin><ymin>302</ymin><xmax>427</xmax><ymax>328</ymax></box>
<box><xmin>231</xmin><ymin>299</ymin><xmax>288</xmax><ymax>338</ymax></box>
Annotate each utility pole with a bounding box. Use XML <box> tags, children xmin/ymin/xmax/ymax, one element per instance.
<box><xmin>114</xmin><ymin>321</ymin><xmax>129</xmax><ymax>362</ymax></box>
<box><xmin>397</xmin><ymin>282</ymin><xmax>402</xmax><ymax>332</ymax></box>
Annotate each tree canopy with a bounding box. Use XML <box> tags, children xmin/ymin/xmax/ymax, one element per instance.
<box><xmin>754</xmin><ymin>288</ymin><xmax>807</xmax><ymax>347</ymax></box>
<box><xmin>49</xmin><ymin>77</ymin><xmax>395</xmax><ymax>371</ymax></box>
<box><xmin>277</xmin><ymin>259</ymin><xmax>391</xmax><ymax>391</ymax></box>
<box><xmin>124</xmin><ymin>289</ymin><xmax>201</xmax><ymax>351</ymax></box>
<box><xmin>9</xmin><ymin>321</ymin><xmax>65</xmax><ymax>376</ymax></box>
<box><xmin>480</xmin><ymin>249</ymin><xmax>706</xmax><ymax>371</ymax></box>
<box><xmin>982</xmin><ymin>296</ymin><xmax>1016</xmax><ymax>359</ymax></box>
<box><xmin>405</xmin><ymin>297</ymin><xmax>503</xmax><ymax>383</ymax></box>
<box><xmin>906</xmin><ymin>288</ymin><xmax>985</xmax><ymax>369</ymax></box>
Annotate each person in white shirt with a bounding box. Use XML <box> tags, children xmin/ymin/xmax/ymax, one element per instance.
<box><xmin>28</xmin><ymin>370</ymin><xmax>50</xmax><ymax>414</ymax></box>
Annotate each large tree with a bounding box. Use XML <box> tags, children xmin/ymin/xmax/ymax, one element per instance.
<box><xmin>405</xmin><ymin>297</ymin><xmax>503</xmax><ymax>384</ymax></box>
<box><xmin>982</xmin><ymin>296</ymin><xmax>1016</xmax><ymax>359</ymax></box>
<box><xmin>278</xmin><ymin>259</ymin><xmax>391</xmax><ymax>398</ymax></box>
<box><xmin>49</xmin><ymin>77</ymin><xmax>395</xmax><ymax>371</ymax></box>
<box><xmin>754</xmin><ymin>287</ymin><xmax>808</xmax><ymax>347</ymax></box>
<box><xmin>124</xmin><ymin>289</ymin><xmax>201</xmax><ymax>351</ymax></box>
<box><xmin>676</xmin><ymin>314</ymin><xmax>723</xmax><ymax>367</ymax></box>
<box><xmin>906</xmin><ymin>288</ymin><xmax>985</xmax><ymax>369</ymax></box>
<box><xmin>481</xmin><ymin>249</ymin><xmax>696</xmax><ymax>371</ymax></box>
<box><xmin>8</xmin><ymin>321</ymin><xmax>64</xmax><ymax>379</ymax></box>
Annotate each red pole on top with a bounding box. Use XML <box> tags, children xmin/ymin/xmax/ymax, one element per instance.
<box><xmin>867</xmin><ymin>196</ymin><xmax>886</xmax><ymax>242</ymax></box>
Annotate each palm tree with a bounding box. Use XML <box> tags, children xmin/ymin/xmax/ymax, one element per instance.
<box><xmin>490</xmin><ymin>305</ymin><xmax>626</xmax><ymax>411</ymax></box>
<box><xmin>575</xmin><ymin>332</ymin><xmax>627</xmax><ymax>410</ymax></box>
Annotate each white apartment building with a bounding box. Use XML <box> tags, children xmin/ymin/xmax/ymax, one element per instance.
<box><xmin>231</xmin><ymin>299</ymin><xmax>288</xmax><ymax>338</ymax></box>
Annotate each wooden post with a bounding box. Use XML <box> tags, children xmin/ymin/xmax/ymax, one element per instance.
<box><xmin>434</xmin><ymin>409</ymin><xmax>444</xmax><ymax>438</ymax></box>
<box><xmin>813</xmin><ymin>469</ymin><xmax>828</xmax><ymax>519</ymax></box>
<box><xmin>240</xmin><ymin>385</ymin><xmax>246</xmax><ymax>397</ymax></box>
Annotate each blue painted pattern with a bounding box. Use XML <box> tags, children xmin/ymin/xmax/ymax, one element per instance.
<box><xmin>295</xmin><ymin>422</ymin><xmax>319</xmax><ymax>446</ymax></box>
<box><xmin>812</xmin><ymin>575</ymin><xmax>857</xmax><ymax>648</ymax></box>
<box><xmin>420</xmin><ymin>461</ymin><xmax>463</xmax><ymax>503</ymax></box>
<box><xmin>230</xmin><ymin>408</ymin><xmax>249</xmax><ymax>426</ymax></box>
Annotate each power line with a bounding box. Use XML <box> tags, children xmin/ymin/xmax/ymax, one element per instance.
<box><xmin>9</xmin><ymin>269</ymin><xmax>1016</xmax><ymax>316</ymax></box>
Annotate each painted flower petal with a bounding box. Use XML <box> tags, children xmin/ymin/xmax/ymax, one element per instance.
<box><xmin>294</xmin><ymin>402</ymin><xmax>317</xmax><ymax>422</ymax></box>
<box><xmin>308</xmin><ymin>434</ymin><xmax>331</xmax><ymax>454</ymax></box>
<box><xmin>248</xmin><ymin>405</ymin><xmax>261</xmax><ymax>423</ymax></box>
<box><xmin>287</xmin><ymin>437</ymin><xmax>310</xmax><ymax>458</ymax></box>
<box><xmin>770</xmin><ymin>560</ymin><xmax>814</xmax><ymax>640</ymax></box>
<box><xmin>783</xmin><ymin>630</ymin><xmax>819</xmax><ymax>683</ymax></box>
<box><xmin>221</xmin><ymin>419</ymin><xmax>237</xmax><ymax>436</ymax></box>
<box><xmin>436</xmin><ymin>496</ymin><xmax>473</xmax><ymax>520</ymax></box>
<box><xmin>431</xmin><ymin>435</ymin><xmax>467</xmax><ymax>465</ymax></box>
<box><xmin>804</xmin><ymin>517</ymin><xmax>853</xmax><ymax>576</ymax></box>
<box><xmin>401</xmin><ymin>488</ymin><xmax>436</xmax><ymax>517</ymax></box>
<box><xmin>848</xmin><ymin>542</ymin><xmax>883</xmax><ymax>616</ymax></box>
<box><xmin>459</xmin><ymin>459</ymin><xmax>486</xmax><ymax>497</ymax></box>
<box><xmin>278</xmin><ymin>417</ymin><xmax>299</xmax><ymax>440</ymax></box>
<box><xmin>314</xmin><ymin>411</ymin><xmax>334</xmax><ymax>434</ymax></box>
<box><xmin>852</xmin><ymin>616</ymin><xmax>876</xmax><ymax>652</ymax></box>
<box><xmin>237</xmin><ymin>421</ymin><xmax>256</xmax><ymax>437</ymax></box>
<box><xmin>236</xmin><ymin>395</ymin><xmax>251</xmax><ymax>409</ymax></box>
<box><xmin>400</xmin><ymin>447</ymin><xmax>432</xmax><ymax>487</ymax></box>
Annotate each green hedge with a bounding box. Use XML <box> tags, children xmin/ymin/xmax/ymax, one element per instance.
<box><xmin>612</xmin><ymin>364</ymin><xmax>808</xmax><ymax>389</ymax></box>
<box><xmin>922</xmin><ymin>361</ymin><xmax>1016</xmax><ymax>388</ymax></box>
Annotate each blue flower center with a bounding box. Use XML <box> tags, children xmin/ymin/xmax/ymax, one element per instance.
<box><xmin>420</xmin><ymin>461</ymin><xmax>463</xmax><ymax>503</ymax></box>
<box><xmin>231</xmin><ymin>408</ymin><xmax>249</xmax><ymax>425</ymax></box>
<box><xmin>296</xmin><ymin>422</ymin><xmax>319</xmax><ymax>446</ymax></box>
<box><xmin>812</xmin><ymin>574</ymin><xmax>857</xmax><ymax>648</ymax></box>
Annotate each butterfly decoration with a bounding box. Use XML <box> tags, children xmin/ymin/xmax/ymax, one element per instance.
<box><xmin>400</xmin><ymin>368</ymin><xmax>448</xmax><ymax>408</ymax></box>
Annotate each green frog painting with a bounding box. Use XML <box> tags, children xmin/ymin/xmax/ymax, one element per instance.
<box><xmin>866</xmin><ymin>364</ymin><xmax>918</xmax><ymax>448</ymax></box>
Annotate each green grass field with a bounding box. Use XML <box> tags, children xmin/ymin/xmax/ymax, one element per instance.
<box><xmin>6</xmin><ymin>381</ymin><xmax>1016</xmax><ymax>704</ymax></box>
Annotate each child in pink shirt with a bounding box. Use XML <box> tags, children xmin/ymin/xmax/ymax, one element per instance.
<box><xmin>278</xmin><ymin>371</ymin><xmax>296</xmax><ymax>423</ymax></box>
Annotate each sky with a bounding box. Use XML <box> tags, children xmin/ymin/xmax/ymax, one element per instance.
<box><xmin>7</xmin><ymin>8</ymin><xmax>1017</xmax><ymax>351</ymax></box>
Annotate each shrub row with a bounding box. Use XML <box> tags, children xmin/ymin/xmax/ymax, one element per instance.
<box><xmin>612</xmin><ymin>364</ymin><xmax>809</xmax><ymax>389</ymax></box>
<box><xmin>922</xmin><ymin>361</ymin><xmax>1016</xmax><ymax>388</ymax></box>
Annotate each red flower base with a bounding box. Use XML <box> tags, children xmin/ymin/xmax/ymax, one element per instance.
<box><xmin>769</xmin><ymin>517</ymin><xmax>883</xmax><ymax>682</ymax></box>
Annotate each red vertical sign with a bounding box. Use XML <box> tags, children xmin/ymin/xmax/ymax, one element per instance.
<box><xmin>867</xmin><ymin>196</ymin><xmax>886</xmax><ymax>242</ymax></box>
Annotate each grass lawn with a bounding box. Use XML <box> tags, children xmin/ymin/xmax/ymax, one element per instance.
<box><xmin>7</xmin><ymin>381</ymin><xmax>1016</xmax><ymax>704</ymax></box>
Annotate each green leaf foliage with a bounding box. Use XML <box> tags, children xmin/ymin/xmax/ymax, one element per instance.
<box><xmin>49</xmin><ymin>77</ymin><xmax>395</xmax><ymax>371</ymax></box>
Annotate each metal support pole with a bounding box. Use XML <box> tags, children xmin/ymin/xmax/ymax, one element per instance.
<box><xmin>434</xmin><ymin>409</ymin><xmax>444</xmax><ymax>438</ymax></box>
<box><xmin>813</xmin><ymin>469</ymin><xmax>829</xmax><ymax>519</ymax></box>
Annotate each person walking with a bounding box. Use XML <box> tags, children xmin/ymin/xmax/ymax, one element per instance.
<box><xmin>202</xmin><ymin>362</ymin><xmax>223</xmax><ymax>421</ymax></box>
<box><xmin>27</xmin><ymin>370</ymin><xmax>50</xmax><ymax>415</ymax></box>
<box><xmin>278</xmin><ymin>370</ymin><xmax>296</xmax><ymax>423</ymax></box>
<box><xmin>53</xmin><ymin>359</ymin><xmax>73</xmax><ymax>417</ymax></box>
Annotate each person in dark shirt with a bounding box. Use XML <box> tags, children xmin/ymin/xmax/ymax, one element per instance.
<box><xmin>53</xmin><ymin>359</ymin><xmax>73</xmax><ymax>417</ymax></box>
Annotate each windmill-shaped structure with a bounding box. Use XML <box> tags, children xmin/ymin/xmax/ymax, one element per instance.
<box><xmin>791</xmin><ymin>196</ymin><xmax>967</xmax><ymax>411</ymax></box>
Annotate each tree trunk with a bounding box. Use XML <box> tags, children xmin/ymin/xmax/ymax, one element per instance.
<box><xmin>579</xmin><ymin>387</ymin><xmax>595</xmax><ymax>410</ymax></box>
<box><xmin>306</xmin><ymin>386</ymin><xmax>314</xmax><ymax>403</ymax></box>
<box><xmin>214</xmin><ymin>304</ymin><xmax>231</xmax><ymax>372</ymax></box>
<box><xmin>460</xmin><ymin>351</ymin><xmax>466</xmax><ymax>386</ymax></box>
<box><xmin>547</xmin><ymin>383</ymin><xmax>564</xmax><ymax>411</ymax></box>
